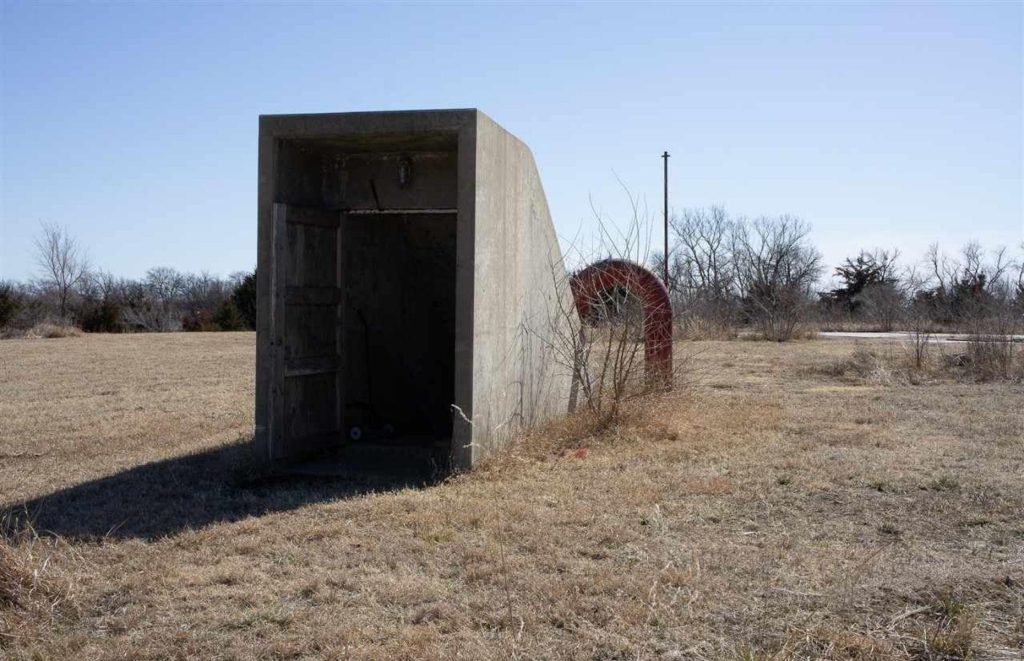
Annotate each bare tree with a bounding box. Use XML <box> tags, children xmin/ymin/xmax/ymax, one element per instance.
<box><xmin>182</xmin><ymin>271</ymin><xmax>228</xmax><ymax>308</ymax></box>
<box><xmin>33</xmin><ymin>223</ymin><xmax>89</xmax><ymax>319</ymax></box>
<box><xmin>732</xmin><ymin>215</ymin><xmax>822</xmax><ymax>341</ymax></box>
<box><xmin>920</xmin><ymin>242</ymin><xmax>1018</xmax><ymax>327</ymax></box>
<box><xmin>121</xmin><ymin>267</ymin><xmax>185</xmax><ymax>331</ymax></box>
<box><xmin>906</xmin><ymin>319</ymin><xmax>933</xmax><ymax>374</ymax></box>
<box><xmin>669</xmin><ymin>206</ymin><xmax>737</xmax><ymax>335</ymax></box>
<box><xmin>90</xmin><ymin>270</ymin><xmax>122</xmax><ymax>301</ymax></box>
<box><xmin>868</xmin><ymin>248</ymin><xmax>902</xmax><ymax>283</ymax></box>
<box><xmin>924</xmin><ymin>242</ymin><xmax>951</xmax><ymax>295</ymax></box>
<box><xmin>1015</xmin><ymin>242</ymin><xmax>1024</xmax><ymax>315</ymax></box>
<box><xmin>858</xmin><ymin>282</ymin><xmax>904</xmax><ymax>331</ymax></box>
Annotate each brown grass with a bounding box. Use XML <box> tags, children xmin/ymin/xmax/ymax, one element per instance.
<box><xmin>1</xmin><ymin>333</ymin><xmax>1022</xmax><ymax>659</ymax></box>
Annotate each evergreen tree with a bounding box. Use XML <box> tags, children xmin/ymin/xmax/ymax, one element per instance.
<box><xmin>213</xmin><ymin>299</ymin><xmax>245</xmax><ymax>331</ymax></box>
<box><xmin>231</xmin><ymin>271</ymin><xmax>257</xmax><ymax>330</ymax></box>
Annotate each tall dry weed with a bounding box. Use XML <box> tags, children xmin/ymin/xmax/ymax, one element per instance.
<box><xmin>0</xmin><ymin>517</ymin><xmax>79</xmax><ymax>646</ymax></box>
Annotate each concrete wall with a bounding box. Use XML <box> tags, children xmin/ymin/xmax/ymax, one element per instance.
<box><xmin>455</xmin><ymin>112</ymin><xmax>573</xmax><ymax>466</ymax></box>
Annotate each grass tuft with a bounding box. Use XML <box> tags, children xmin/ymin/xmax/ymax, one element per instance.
<box><xmin>0</xmin><ymin>517</ymin><xmax>79</xmax><ymax>646</ymax></box>
<box><xmin>926</xmin><ymin>474</ymin><xmax>961</xmax><ymax>492</ymax></box>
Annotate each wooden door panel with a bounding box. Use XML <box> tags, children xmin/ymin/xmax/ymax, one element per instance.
<box><xmin>268</xmin><ymin>203</ymin><xmax>344</xmax><ymax>461</ymax></box>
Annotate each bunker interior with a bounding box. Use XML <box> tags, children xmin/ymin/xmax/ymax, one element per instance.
<box><xmin>266</xmin><ymin>131</ymin><xmax>460</xmax><ymax>473</ymax></box>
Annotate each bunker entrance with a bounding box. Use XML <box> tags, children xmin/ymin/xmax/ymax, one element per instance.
<box><xmin>261</xmin><ymin>131</ymin><xmax>460</xmax><ymax>472</ymax></box>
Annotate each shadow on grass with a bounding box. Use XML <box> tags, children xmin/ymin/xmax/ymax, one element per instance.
<box><xmin>2</xmin><ymin>439</ymin><xmax>442</xmax><ymax>541</ymax></box>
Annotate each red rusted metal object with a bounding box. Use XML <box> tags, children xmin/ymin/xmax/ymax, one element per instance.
<box><xmin>570</xmin><ymin>259</ymin><xmax>673</xmax><ymax>386</ymax></box>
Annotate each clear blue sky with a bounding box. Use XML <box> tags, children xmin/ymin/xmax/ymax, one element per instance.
<box><xmin>1</xmin><ymin>1</ymin><xmax>1021</xmax><ymax>282</ymax></box>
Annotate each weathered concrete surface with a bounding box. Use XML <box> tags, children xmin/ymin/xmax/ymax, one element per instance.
<box><xmin>458</xmin><ymin>112</ymin><xmax>573</xmax><ymax>466</ymax></box>
<box><xmin>255</xmin><ymin>109</ymin><xmax>572</xmax><ymax>471</ymax></box>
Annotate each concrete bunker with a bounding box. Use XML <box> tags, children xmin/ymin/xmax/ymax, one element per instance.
<box><xmin>256</xmin><ymin>110</ymin><xmax>573</xmax><ymax>473</ymax></box>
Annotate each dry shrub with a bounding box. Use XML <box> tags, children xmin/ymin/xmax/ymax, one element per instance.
<box><xmin>955</xmin><ymin>336</ymin><xmax>1023</xmax><ymax>382</ymax></box>
<box><xmin>543</xmin><ymin>187</ymin><xmax>683</xmax><ymax>422</ymax></box>
<box><xmin>823</xmin><ymin>347</ymin><xmax>905</xmax><ymax>385</ymax></box>
<box><xmin>3</xmin><ymin>321</ymin><xmax>84</xmax><ymax>340</ymax></box>
<box><xmin>739</xmin><ymin>322</ymin><xmax>818</xmax><ymax>342</ymax></box>
<box><xmin>675</xmin><ymin>316</ymin><xmax>737</xmax><ymax>340</ymax></box>
<box><xmin>826</xmin><ymin>340</ymin><xmax>1023</xmax><ymax>386</ymax></box>
<box><xmin>791</xmin><ymin>323</ymin><xmax>820</xmax><ymax>340</ymax></box>
<box><xmin>938</xmin><ymin>341</ymin><xmax>1023</xmax><ymax>383</ymax></box>
<box><xmin>34</xmin><ymin>322</ymin><xmax>82</xmax><ymax>339</ymax></box>
<box><xmin>547</xmin><ymin>281</ymin><xmax>694</xmax><ymax>423</ymax></box>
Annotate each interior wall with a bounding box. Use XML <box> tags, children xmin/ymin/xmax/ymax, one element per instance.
<box><xmin>275</xmin><ymin>139</ymin><xmax>458</xmax><ymax>212</ymax></box>
<box><xmin>343</xmin><ymin>213</ymin><xmax>457</xmax><ymax>442</ymax></box>
<box><xmin>322</xmin><ymin>152</ymin><xmax>457</xmax><ymax>211</ymax></box>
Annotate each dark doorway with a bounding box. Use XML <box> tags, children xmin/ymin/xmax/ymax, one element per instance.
<box><xmin>342</xmin><ymin>212</ymin><xmax>457</xmax><ymax>447</ymax></box>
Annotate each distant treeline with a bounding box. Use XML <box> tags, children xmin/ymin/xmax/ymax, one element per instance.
<box><xmin>2</xmin><ymin>215</ymin><xmax>1022</xmax><ymax>340</ymax></box>
<box><xmin>1</xmin><ymin>224</ymin><xmax>255</xmax><ymax>335</ymax></box>
<box><xmin>651</xmin><ymin>207</ymin><xmax>1023</xmax><ymax>340</ymax></box>
<box><xmin>0</xmin><ymin>267</ymin><xmax>256</xmax><ymax>335</ymax></box>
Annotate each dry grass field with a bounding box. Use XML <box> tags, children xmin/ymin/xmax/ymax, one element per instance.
<box><xmin>1</xmin><ymin>333</ymin><xmax>1022</xmax><ymax>660</ymax></box>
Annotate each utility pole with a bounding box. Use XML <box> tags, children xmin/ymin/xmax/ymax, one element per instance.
<box><xmin>661</xmin><ymin>151</ymin><xmax>670</xmax><ymax>288</ymax></box>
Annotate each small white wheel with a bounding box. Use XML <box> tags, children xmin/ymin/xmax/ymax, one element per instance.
<box><xmin>348</xmin><ymin>426</ymin><xmax>363</xmax><ymax>441</ymax></box>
